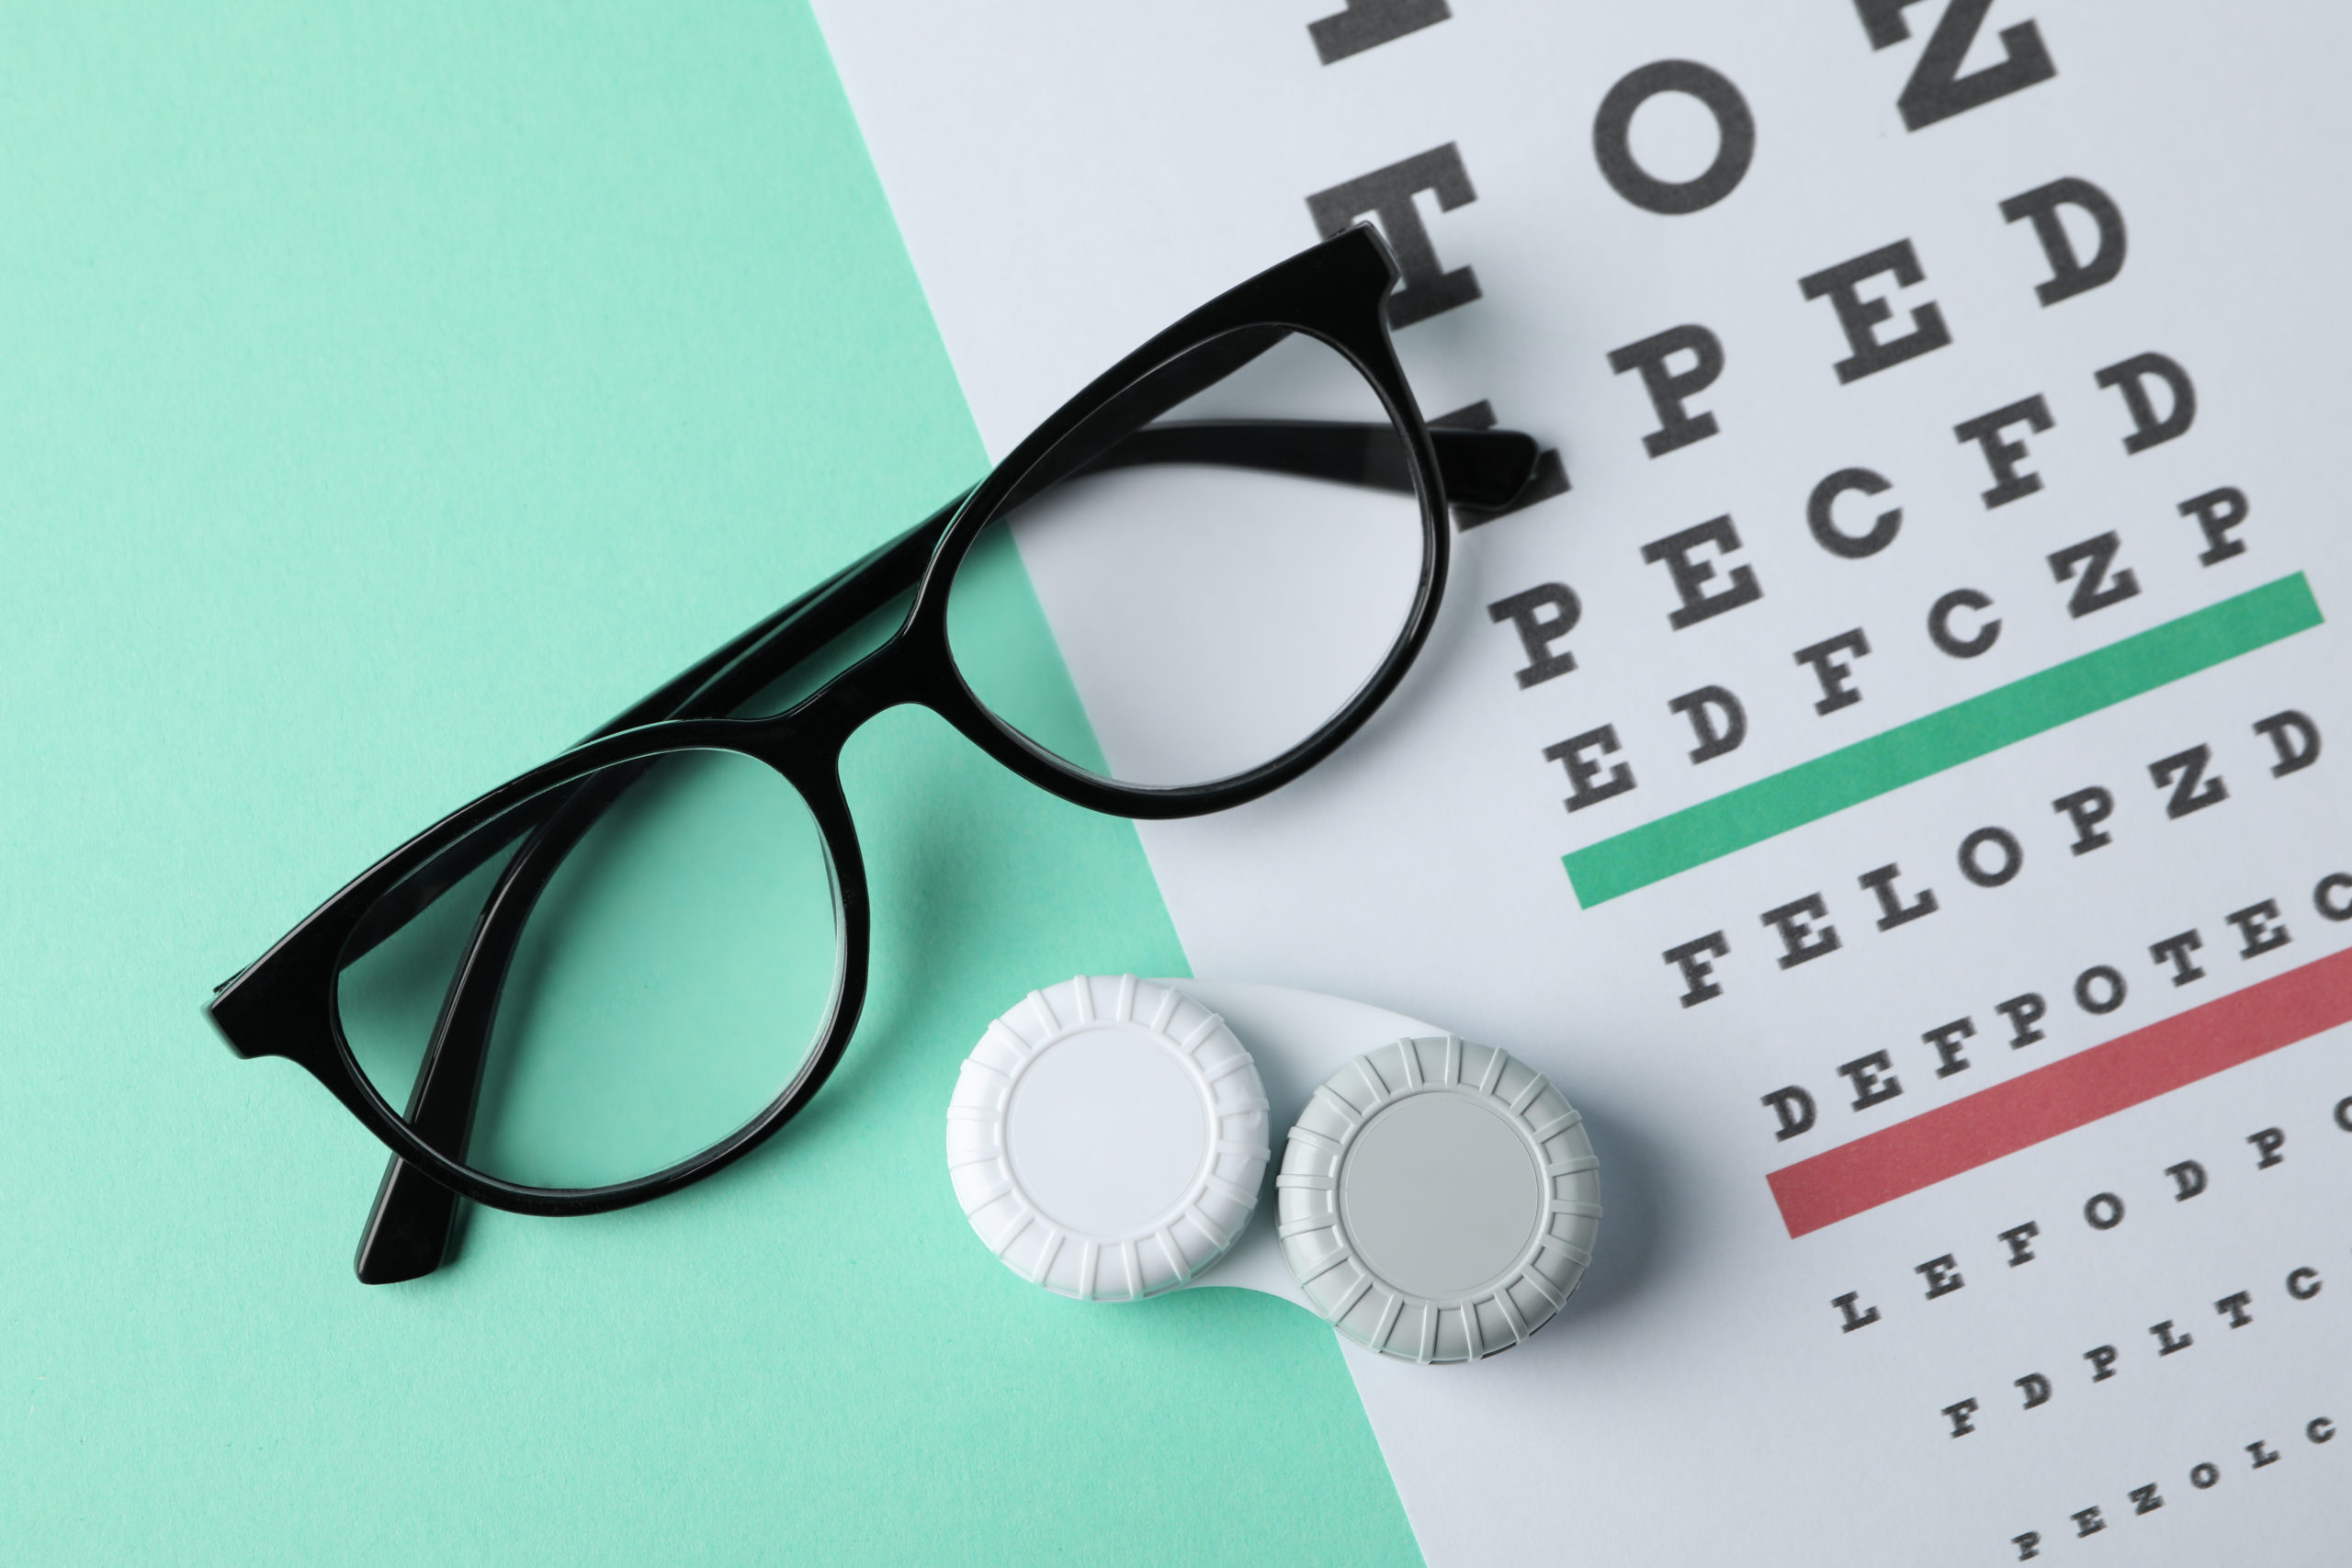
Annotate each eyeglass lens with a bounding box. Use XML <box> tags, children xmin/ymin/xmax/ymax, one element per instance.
<box><xmin>334</xmin><ymin>748</ymin><xmax>840</xmax><ymax>1190</ymax></box>
<box><xmin>946</xmin><ymin>329</ymin><xmax>1428</xmax><ymax>790</ymax></box>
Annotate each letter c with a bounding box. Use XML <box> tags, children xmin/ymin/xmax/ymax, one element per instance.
<box><xmin>1928</xmin><ymin>588</ymin><xmax>2001</xmax><ymax>659</ymax></box>
<box><xmin>1808</xmin><ymin>468</ymin><xmax>1902</xmax><ymax>558</ymax></box>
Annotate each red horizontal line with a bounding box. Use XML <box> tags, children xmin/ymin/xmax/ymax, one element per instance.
<box><xmin>1767</xmin><ymin>943</ymin><xmax>2352</xmax><ymax>1238</ymax></box>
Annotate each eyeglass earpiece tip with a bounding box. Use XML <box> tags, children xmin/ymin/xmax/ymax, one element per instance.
<box><xmin>353</xmin><ymin>1159</ymin><xmax>462</xmax><ymax>1285</ymax></box>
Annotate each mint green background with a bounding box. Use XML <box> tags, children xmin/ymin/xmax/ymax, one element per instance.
<box><xmin>0</xmin><ymin>6</ymin><xmax>1419</xmax><ymax>1563</ymax></box>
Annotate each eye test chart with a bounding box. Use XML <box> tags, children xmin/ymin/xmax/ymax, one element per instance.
<box><xmin>809</xmin><ymin>3</ymin><xmax>2352</xmax><ymax>1562</ymax></box>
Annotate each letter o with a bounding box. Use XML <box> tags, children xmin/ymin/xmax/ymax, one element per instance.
<box><xmin>2190</xmin><ymin>1461</ymin><xmax>2221</xmax><ymax>1489</ymax></box>
<box><xmin>1593</xmin><ymin>61</ymin><xmax>1756</xmax><ymax>216</ymax></box>
<box><xmin>2084</xmin><ymin>1191</ymin><xmax>2125</xmax><ymax>1230</ymax></box>
<box><xmin>1959</xmin><ymin>826</ymin><xmax>2023</xmax><ymax>887</ymax></box>
<box><xmin>2075</xmin><ymin>964</ymin><xmax>2128</xmax><ymax>1015</ymax></box>
<box><xmin>1928</xmin><ymin>588</ymin><xmax>2002</xmax><ymax>659</ymax></box>
<box><xmin>1807</xmin><ymin>468</ymin><xmax>1902</xmax><ymax>558</ymax></box>
<box><xmin>2316</xmin><ymin>872</ymin><xmax>2352</xmax><ymax>921</ymax></box>
<box><xmin>2311</xmin><ymin>1417</ymin><xmax>2337</xmax><ymax>1444</ymax></box>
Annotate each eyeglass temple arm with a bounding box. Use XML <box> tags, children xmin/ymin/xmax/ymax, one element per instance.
<box><xmin>335</xmin><ymin>415</ymin><xmax>1534</xmax><ymax>972</ymax></box>
<box><xmin>329</xmin><ymin>313</ymin><xmax>1533</xmax><ymax>964</ymax></box>
<box><xmin>350</xmin><ymin>416</ymin><xmax>1541</xmax><ymax>1282</ymax></box>
<box><xmin>1080</xmin><ymin>421</ymin><xmax>1536</xmax><ymax>510</ymax></box>
<box><xmin>1010</xmin><ymin>320</ymin><xmax>1537</xmax><ymax>513</ymax></box>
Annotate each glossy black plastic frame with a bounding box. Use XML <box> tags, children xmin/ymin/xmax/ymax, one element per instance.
<box><xmin>207</xmin><ymin>226</ymin><xmax>1539</xmax><ymax>1280</ymax></box>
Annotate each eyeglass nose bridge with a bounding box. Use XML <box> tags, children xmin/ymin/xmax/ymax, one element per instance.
<box><xmin>745</xmin><ymin>620</ymin><xmax>948</xmax><ymax>763</ymax></box>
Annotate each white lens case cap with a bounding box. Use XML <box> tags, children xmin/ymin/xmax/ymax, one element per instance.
<box><xmin>947</xmin><ymin>976</ymin><xmax>1270</xmax><ymax>1301</ymax></box>
<box><xmin>946</xmin><ymin>976</ymin><xmax>1600</xmax><ymax>1361</ymax></box>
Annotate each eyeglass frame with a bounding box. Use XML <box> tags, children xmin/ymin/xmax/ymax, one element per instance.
<box><xmin>206</xmin><ymin>223</ymin><xmax>1539</xmax><ymax>1278</ymax></box>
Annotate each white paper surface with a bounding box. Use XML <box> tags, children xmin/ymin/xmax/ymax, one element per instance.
<box><xmin>811</xmin><ymin>3</ymin><xmax>2352</xmax><ymax>1561</ymax></box>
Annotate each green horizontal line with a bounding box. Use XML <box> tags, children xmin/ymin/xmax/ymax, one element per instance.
<box><xmin>1563</xmin><ymin>572</ymin><xmax>2324</xmax><ymax>908</ymax></box>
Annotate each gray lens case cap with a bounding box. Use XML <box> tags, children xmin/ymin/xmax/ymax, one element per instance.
<box><xmin>1279</xmin><ymin>1037</ymin><xmax>1599</xmax><ymax>1363</ymax></box>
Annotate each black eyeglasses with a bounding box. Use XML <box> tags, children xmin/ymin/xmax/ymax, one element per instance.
<box><xmin>207</xmin><ymin>225</ymin><xmax>1540</xmax><ymax>1283</ymax></box>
